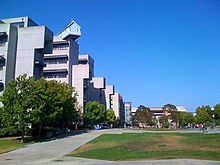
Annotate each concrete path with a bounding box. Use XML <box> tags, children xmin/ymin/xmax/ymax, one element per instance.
<box><xmin>0</xmin><ymin>129</ymin><xmax>220</xmax><ymax>165</ymax></box>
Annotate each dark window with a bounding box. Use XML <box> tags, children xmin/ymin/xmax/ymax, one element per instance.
<box><xmin>53</xmin><ymin>43</ymin><xmax>69</xmax><ymax>50</ymax></box>
<box><xmin>0</xmin><ymin>82</ymin><xmax>4</xmax><ymax>91</ymax></box>
<box><xmin>44</xmin><ymin>58</ymin><xmax>67</xmax><ymax>64</ymax></box>
<box><xmin>0</xmin><ymin>32</ymin><xmax>8</xmax><ymax>46</ymax></box>
<box><xmin>44</xmin><ymin>72</ymin><xmax>67</xmax><ymax>78</ymax></box>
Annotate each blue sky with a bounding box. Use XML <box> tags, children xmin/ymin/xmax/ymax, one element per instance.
<box><xmin>1</xmin><ymin>0</ymin><xmax>220</xmax><ymax>111</ymax></box>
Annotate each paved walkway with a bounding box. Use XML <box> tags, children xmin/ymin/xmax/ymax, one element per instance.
<box><xmin>0</xmin><ymin>129</ymin><xmax>220</xmax><ymax>165</ymax></box>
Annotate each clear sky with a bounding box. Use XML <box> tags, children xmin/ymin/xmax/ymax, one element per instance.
<box><xmin>1</xmin><ymin>0</ymin><xmax>220</xmax><ymax>111</ymax></box>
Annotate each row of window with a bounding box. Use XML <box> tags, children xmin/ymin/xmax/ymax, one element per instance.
<box><xmin>44</xmin><ymin>73</ymin><xmax>67</xmax><ymax>78</ymax></box>
<box><xmin>44</xmin><ymin>58</ymin><xmax>67</xmax><ymax>64</ymax></box>
<box><xmin>53</xmin><ymin>43</ymin><xmax>69</xmax><ymax>50</ymax></box>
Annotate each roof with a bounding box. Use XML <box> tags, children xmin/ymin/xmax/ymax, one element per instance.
<box><xmin>57</xmin><ymin>19</ymin><xmax>81</xmax><ymax>40</ymax></box>
<box><xmin>149</xmin><ymin>107</ymin><xmax>163</xmax><ymax>111</ymax></box>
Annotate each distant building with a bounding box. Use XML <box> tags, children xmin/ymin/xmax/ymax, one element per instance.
<box><xmin>111</xmin><ymin>93</ymin><xmax>125</xmax><ymax>126</ymax></box>
<box><xmin>176</xmin><ymin>106</ymin><xmax>187</xmax><ymax>112</ymax></box>
<box><xmin>0</xmin><ymin>16</ymin><xmax>53</xmax><ymax>92</ymax></box>
<box><xmin>124</xmin><ymin>102</ymin><xmax>132</xmax><ymax>125</ymax></box>
<box><xmin>149</xmin><ymin>107</ymin><xmax>164</xmax><ymax>119</ymax></box>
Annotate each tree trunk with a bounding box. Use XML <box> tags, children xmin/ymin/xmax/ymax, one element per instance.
<box><xmin>52</xmin><ymin>121</ymin><xmax>55</xmax><ymax>135</ymax></box>
<box><xmin>20</xmin><ymin>126</ymin><xmax>25</xmax><ymax>143</ymax></box>
<box><xmin>38</xmin><ymin>122</ymin><xmax>43</xmax><ymax>138</ymax></box>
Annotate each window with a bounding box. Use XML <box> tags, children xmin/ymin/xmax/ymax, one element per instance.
<box><xmin>0</xmin><ymin>82</ymin><xmax>4</xmax><ymax>92</ymax></box>
<box><xmin>44</xmin><ymin>72</ymin><xmax>67</xmax><ymax>78</ymax></box>
<box><xmin>44</xmin><ymin>58</ymin><xmax>67</xmax><ymax>64</ymax></box>
<box><xmin>53</xmin><ymin>43</ymin><xmax>69</xmax><ymax>50</ymax></box>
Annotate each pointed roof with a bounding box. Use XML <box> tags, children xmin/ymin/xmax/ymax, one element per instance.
<box><xmin>57</xmin><ymin>19</ymin><xmax>81</xmax><ymax>40</ymax></box>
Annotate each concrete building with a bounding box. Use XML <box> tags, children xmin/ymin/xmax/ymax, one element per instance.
<box><xmin>104</xmin><ymin>85</ymin><xmax>115</xmax><ymax>109</ymax></box>
<box><xmin>72</xmin><ymin>54</ymin><xmax>94</xmax><ymax>110</ymax></box>
<box><xmin>124</xmin><ymin>102</ymin><xmax>132</xmax><ymax>125</ymax></box>
<box><xmin>176</xmin><ymin>106</ymin><xmax>187</xmax><ymax>112</ymax></box>
<box><xmin>44</xmin><ymin>20</ymin><xmax>80</xmax><ymax>84</ymax></box>
<box><xmin>111</xmin><ymin>93</ymin><xmax>125</xmax><ymax>126</ymax></box>
<box><xmin>0</xmin><ymin>16</ymin><xmax>53</xmax><ymax>92</ymax></box>
<box><xmin>0</xmin><ymin>16</ymin><xmax>125</xmax><ymax>124</ymax></box>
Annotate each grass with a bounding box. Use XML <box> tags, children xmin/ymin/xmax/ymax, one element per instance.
<box><xmin>0</xmin><ymin>137</ymin><xmax>32</xmax><ymax>154</ymax></box>
<box><xmin>68</xmin><ymin>132</ymin><xmax>220</xmax><ymax>161</ymax></box>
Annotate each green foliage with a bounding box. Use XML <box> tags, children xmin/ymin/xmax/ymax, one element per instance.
<box><xmin>84</xmin><ymin>101</ymin><xmax>106</xmax><ymax>126</ymax></box>
<box><xmin>132</xmin><ymin>105</ymin><xmax>153</xmax><ymax>127</ymax></box>
<box><xmin>162</xmin><ymin>104</ymin><xmax>177</xmax><ymax>112</ymax></box>
<box><xmin>0</xmin><ymin>75</ymin><xmax>35</xmax><ymax>141</ymax></box>
<box><xmin>159</xmin><ymin>114</ymin><xmax>169</xmax><ymax>128</ymax></box>
<box><xmin>106</xmin><ymin>109</ymin><xmax>116</xmax><ymax>124</ymax></box>
<box><xmin>170</xmin><ymin>111</ymin><xmax>181</xmax><ymax>126</ymax></box>
<box><xmin>0</xmin><ymin>74</ymin><xmax>77</xmax><ymax>140</ymax></box>
<box><xmin>195</xmin><ymin>105</ymin><xmax>212</xmax><ymax>125</ymax></box>
<box><xmin>214</xmin><ymin>104</ymin><xmax>220</xmax><ymax>125</ymax></box>
<box><xmin>179</xmin><ymin>112</ymin><xmax>194</xmax><ymax>127</ymax></box>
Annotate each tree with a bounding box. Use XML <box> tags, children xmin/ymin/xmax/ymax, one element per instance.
<box><xmin>170</xmin><ymin>111</ymin><xmax>181</xmax><ymax>127</ymax></box>
<box><xmin>179</xmin><ymin>112</ymin><xmax>194</xmax><ymax>127</ymax></box>
<box><xmin>159</xmin><ymin>114</ymin><xmax>169</xmax><ymax>128</ymax></box>
<box><xmin>162</xmin><ymin>104</ymin><xmax>178</xmax><ymax>127</ymax></box>
<box><xmin>106</xmin><ymin>109</ymin><xmax>116</xmax><ymax>125</ymax></box>
<box><xmin>84</xmin><ymin>101</ymin><xmax>106</xmax><ymax>127</ymax></box>
<box><xmin>0</xmin><ymin>75</ymin><xmax>78</xmax><ymax>140</ymax></box>
<box><xmin>132</xmin><ymin>105</ymin><xmax>153</xmax><ymax>127</ymax></box>
<box><xmin>31</xmin><ymin>79</ymin><xmax>77</xmax><ymax>137</ymax></box>
<box><xmin>0</xmin><ymin>75</ymin><xmax>35</xmax><ymax>142</ymax></box>
<box><xmin>195</xmin><ymin>105</ymin><xmax>212</xmax><ymax>125</ymax></box>
<box><xmin>163</xmin><ymin>104</ymin><xmax>177</xmax><ymax>113</ymax></box>
<box><xmin>214</xmin><ymin>104</ymin><xmax>220</xmax><ymax>125</ymax></box>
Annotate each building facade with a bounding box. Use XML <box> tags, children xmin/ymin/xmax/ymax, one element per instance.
<box><xmin>0</xmin><ymin>16</ymin><xmax>126</xmax><ymax>125</ymax></box>
<box><xmin>124</xmin><ymin>102</ymin><xmax>132</xmax><ymax>125</ymax></box>
<box><xmin>0</xmin><ymin>16</ymin><xmax>53</xmax><ymax>92</ymax></box>
<box><xmin>111</xmin><ymin>93</ymin><xmax>125</xmax><ymax>126</ymax></box>
<box><xmin>44</xmin><ymin>20</ymin><xmax>80</xmax><ymax>84</ymax></box>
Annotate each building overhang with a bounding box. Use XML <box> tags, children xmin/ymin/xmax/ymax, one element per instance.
<box><xmin>43</xmin><ymin>69</ymin><xmax>68</xmax><ymax>73</ymax></box>
<box><xmin>44</xmin><ymin>55</ymin><xmax>68</xmax><ymax>59</ymax></box>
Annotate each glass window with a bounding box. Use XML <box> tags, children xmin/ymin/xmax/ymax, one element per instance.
<box><xmin>44</xmin><ymin>58</ymin><xmax>68</xmax><ymax>64</ymax></box>
<box><xmin>44</xmin><ymin>72</ymin><xmax>67</xmax><ymax>78</ymax></box>
<box><xmin>53</xmin><ymin>43</ymin><xmax>69</xmax><ymax>50</ymax></box>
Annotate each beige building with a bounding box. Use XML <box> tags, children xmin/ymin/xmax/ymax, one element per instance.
<box><xmin>111</xmin><ymin>93</ymin><xmax>125</xmax><ymax>126</ymax></box>
<box><xmin>44</xmin><ymin>20</ymin><xmax>119</xmax><ymax>114</ymax></box>
<box><xmin>44</xmin><ymin>20</ymin><xmax>80</xmax><ymax>84</ymax></box>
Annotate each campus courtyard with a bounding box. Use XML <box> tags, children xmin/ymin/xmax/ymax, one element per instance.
<box><xmin>0</xmin><ymin>129</ymin><xmax>220</xmax><ymax>165</ymax></box>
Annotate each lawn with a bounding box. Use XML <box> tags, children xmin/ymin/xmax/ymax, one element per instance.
<box><xmin>68</xmin><ymin>132</ymin><xmax>220</xmax><ymax>161</ymax></box>
<box><xmin>0</xmin><ymin>137</ymin><xmax>30</xmax><ymax>154</ymax></box>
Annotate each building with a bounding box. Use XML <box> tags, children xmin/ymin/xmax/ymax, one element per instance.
<box><xmin>43</xmin><ymin>20</ymin><xmax>120</xmax><ymax>115</ymax></box>
<box><xmin>176</xmin><ymin>106</ymin><xmax>187</xmax><ymax>112</ymax></box>
<box><xmin>124</xmin><ymin>102</ymin><xmax>132</xmax><ymax>125</ymax></box>
<box><xmin>0</xmin><ymin>16</ymin><xmax>53</xmax><ymax>92</ymax></box>
<box><xmin>104</xmin><ymin>85</ymin><xmax>115</xmax><ymax>109</ymax></box>
<box><xmin>149</xmin><ymin>107</ymin><xmax>164</xmax><ymax>119</ymax></box>
<box><xmin>44</xmin><ymin>20</ymin><xmax>80</xmax><ymax>84</ymax></box>
<box><xmin>111</xmin><ymin>93</ymin><xmax>125</xmax><ymax>126</ymax></box>
<box><xmin>0</xmin><ymin>16</ymin><xmax>125</xmax><ymax>124</ymax></box>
